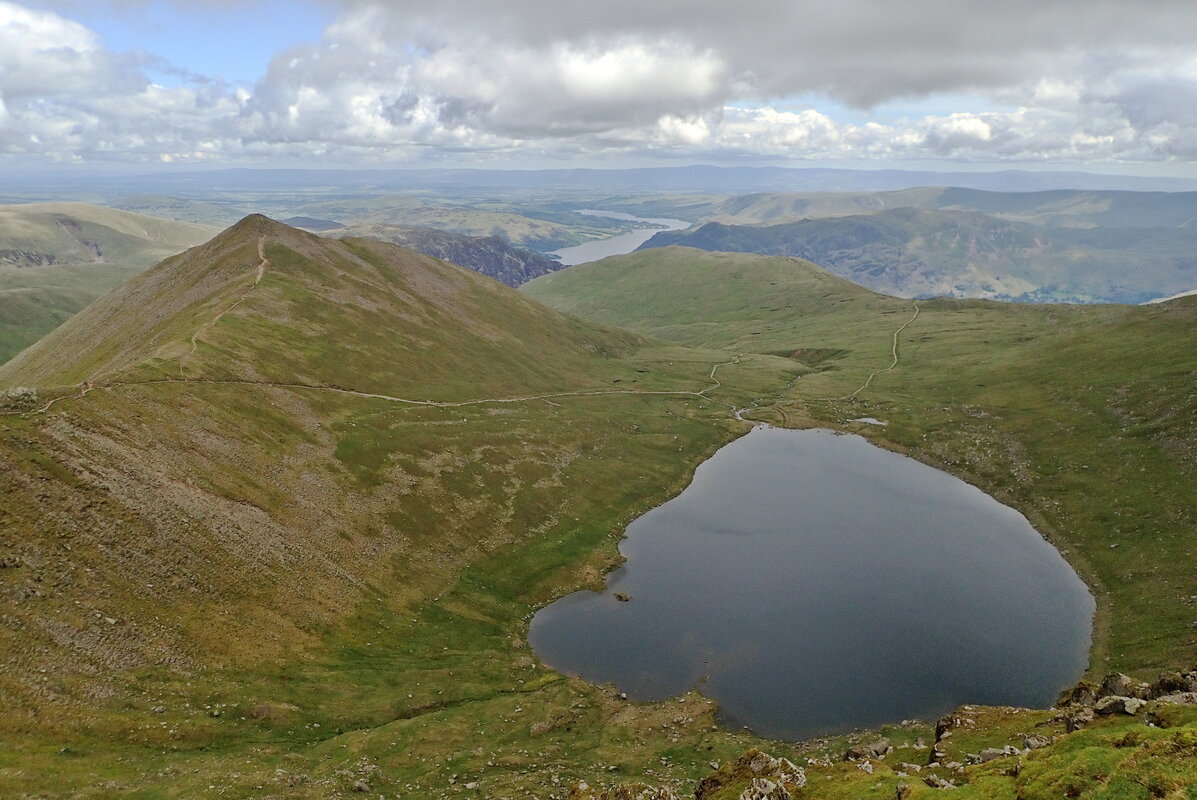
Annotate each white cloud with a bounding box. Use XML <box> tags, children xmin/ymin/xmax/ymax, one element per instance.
<box><xmin>5</xmin><ymin>0</ymin><xmax>1197</xmax><ymax>169</ymax></box>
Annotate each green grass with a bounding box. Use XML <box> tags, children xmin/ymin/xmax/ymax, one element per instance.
<box><xmin>1</xmin><ymin>230</ymin><xmax>1194</xmax><ymax>799</ymax></box>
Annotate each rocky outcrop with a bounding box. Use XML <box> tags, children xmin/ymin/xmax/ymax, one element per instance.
<box><xmin>1095</xmin><ymin>695</ymin><xmax>1147</xmax><ymax>716</ymax></box>
<box><xmin>1057</xmin><ymin>666</ymin><xmax>1197</xmax><ymax>731</ymax></box>
<box><xmin>331</xmin><ymin>224</ymin><xmax>564</xmax><ymax>286</ymax></box>
<box><xmin>1057</xmin><ymin>681</ymin><xmax>1099</xmax><ymax>707</ymax></box>
<box><xmin>1023</xmin><ymin>734</ymin><xmax>1052</xmax><ymax>750</ymax></box>
<box><xmin>576</xmin><ymin>669</ymin><xmax>1197</xmax><ymax>800</ymax></box>
<box><xmin>569</xmin><ymin>782</ymin><xmax>678</xmax><ymax>800</ymax></box>
<box><xmin>845</xmin><ymin>738</ymin><xmax>892</xmax><ymax>761</ymax></box>
<box><xmin>1155</xmin><ymin>692</ymin><xmax>1197</xmax><ymax>705</ymax></box>
<box><xmin>0</xmin><ymin>249</ymin><xmax>58</xmax><ymax>267</ymax></box>
<box><xmin>1100</xmin><ymin>673</ymin><xmax>1151</xmax><ymax>700</ymax></box>
<box><xmin>695</xmin><ymin>749</ymin><xmax>806</xmax><ymax>800</ymax></box>
<box><xmin>1150</xmin><ymin>671</ymin><xmax>1197</xmax><ymax>697</ymax></box>
<box><xmin>1065</xmin><ymin>706</ymin><xmax>1096</xmax><ymax>732</ymax></box>
<box><xmin>967</xmin><ymin>745</ymin><xmax>1021</xmax><ymax>764</ymax></box>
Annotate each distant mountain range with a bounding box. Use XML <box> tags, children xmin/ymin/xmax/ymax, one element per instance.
<box><xmin>638</xmin><ymin>190</ymin><xmax>1197</xmax><ymax>303</ymax></box>
<box><xmin>690</xmin><ymin>187</ymin><xmax>1197</xmax><ymax>228</ymax></box>
<box><xmin>0</xmin><ymin>203</ymin><xmax>215</xmax><ymax>364</ymax></box>
<box><xmin>8</xmin><ymin>165</ymin><xmax>1197</xmax><ymax>200</ymax></box>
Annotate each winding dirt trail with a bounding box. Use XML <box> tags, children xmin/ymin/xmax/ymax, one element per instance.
<box><xmin>11</xmin><ymin>352</ymin><xmax>749</xmax><ymax>419</ymax></box>
<box><xmin>6</xmin><ymin>246</ymin><xmax>758</xmax><ymax>422</ymax></box>
<box><xmin>178</xmin><ymin>236</ymin><xmax>268</xmax><ymax>378</ymax></box>
<box><xmin>104</xmin><ymin>354</ymin><xmax>743</xmax><ymax>411</ymax></box>
<box><xmin>842</xmin><ymin>301</ymin><xmax>920</xmax><ymax>401</ymax></box>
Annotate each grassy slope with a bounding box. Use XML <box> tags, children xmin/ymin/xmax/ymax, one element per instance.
<box><xmin>525</xmin><ymin>246</ymin><xmax>904</xmax><ymax>352</ymax></box>
<box><xmin>0</xmin><ymin>215</ymin><xmax>638</xmax><ymax>395</ymax></box>
<box><xmin>0</xmin><ymin>218</ymin><xmax>809</xmax><ymax>798</ymax></box>
<box><xmin>0</xmin><ymin>281</ymin><xmax>96</xmax><ymax>366</ymax></box>
<box><xmin>0</xmin><ymin>202</ymin><xmax>216</xmax><ymax>364</ymax></box>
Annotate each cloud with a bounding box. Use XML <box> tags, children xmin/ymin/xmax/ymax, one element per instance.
<box><xmin>5</xmin><ymin>0</ymin><xmax>1197</xmax><ymax>168</ymax></box>
<box><xmin>314</xmin><ymin>0</ymin><xmax>1197</xmax><ymax>106</ymax></box>
<box><xmin>0</xmin><ymin>2</ymin><xmax>138</xmax><ymax>98</ymax></box>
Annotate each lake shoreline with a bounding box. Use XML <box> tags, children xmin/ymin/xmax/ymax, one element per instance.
<box><xmin>529</xmin><ymin>426</ymin><xmax>1095</xmax><ymax>741</ymax></box>
<box><xmin>550</xmin><ymin>210</ymin><xmax>690</xmax><ymax>265</ymax></box>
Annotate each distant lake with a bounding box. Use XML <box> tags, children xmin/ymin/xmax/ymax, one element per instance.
<box><xmin>552</xmin><ymin>210</ymin><xmax>689</xmax><ymax>265</ymax></box>
<box><xmin>529</xmin><ymin>427</ymin><xmax>1094</xmax><ymax>740</ymax></box>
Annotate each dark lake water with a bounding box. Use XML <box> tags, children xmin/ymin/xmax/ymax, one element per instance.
<box><xmin>528</xmin><ymin>427</ymin><xmax>1094</xmax><ymax>740</ymax></box>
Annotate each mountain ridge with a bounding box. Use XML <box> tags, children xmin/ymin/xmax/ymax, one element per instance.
<box><xmin>0</xmin><ymin>214</ymin><xmax>641</xmax><ymax>396</ymax></box>
<box><xmin>637</xmin><ymin>207</ymin><xmax>1197</xmax><ymax>303</ymax></box>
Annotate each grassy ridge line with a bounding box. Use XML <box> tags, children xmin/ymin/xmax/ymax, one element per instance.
<box><xmin>8</xmin><ymin>362</ymin><xmax>743</xmax><ymax>418</ymax></box>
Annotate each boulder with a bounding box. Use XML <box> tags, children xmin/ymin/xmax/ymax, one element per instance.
<box><xmin>569</xmin><ymin>782</ymin><xmax>678</xmax><ymax>800</ymax></box>
<box><xmin>935</xmin><ymin>713</ymin><xmax>968</xmax><ymax>741</ymax></box>
<box><xmin>1149</xmin><ymin>671</ymin><xmax>1191</xmax><ymax>698</ymax></box>
<box><xmin>1100</xmin><ymin>673</ymin><xmax>1150</xmax><ymax>700</ymax></box>
<box><xmin>695</xmin><ymin>749</ymin><xmax>805</xmax><ymax>800</ymax></box>
<box><xmin>969</xmin><ymin>746</ymin><xmax>1020</xmax><ymax>764</ymax></box>
<box><xmin>1057</xmin><ymin>681</ymin><xmax>1098</xmax><ymax>707</ymax></box>
<box><xmin>1155</xmin><ymin>692</ymin><xmax>1197</xmax><ymax>706</ymax></box>
<box><xmin>1023</xmin><ymin>734</ymin><xmax>1051</xmax><ymax>750</ymax></box>
<box><xmin>845</xmin><ymin>738</ymin><xmax>892</xmax><ymax>761</ymax></box>
<box><xmin>739</xmin><ymin>777</ymin><xmax>789</xmax><ymax>800</ymax></box>
<box><xmin>1065</xmin><ymin>706</ymin><xmax>1096</xmax><ymax>732</ymax></box>
<box><xmin>1095</xmin><ymin>695</ymin><xmax>1147</xmax><ymax>716</ymax></box>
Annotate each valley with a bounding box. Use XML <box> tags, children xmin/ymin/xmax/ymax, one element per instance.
<box><xmin>6</xmin><ymin>1</ymin><xmax>1197</xmax><ymax>795</ymax></box>
<box><xmin>0</xmin><ymin>203</ymin><xmax>1194</xmax><ymax>799</ymax></box>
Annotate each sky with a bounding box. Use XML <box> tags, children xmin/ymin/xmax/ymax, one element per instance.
<box><xmin>4</xmin><ymin>0</ymin><xmax>1197</xmax><ymax>173</ymax></box>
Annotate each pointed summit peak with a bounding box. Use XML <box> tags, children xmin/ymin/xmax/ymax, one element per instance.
<box><xmin>200</xmin><ymin>214</ymin><xmax>320</xmax><ymax>256</ymax></box>
<box><xmin>231</xmin><ymin>212</ymin><xmax>274</xmax><ymax>230</ymax></box>
<box><xmin>224</xmin><ymin>213</ymin><xmax>300</xmax><ymax>238</ymax></box>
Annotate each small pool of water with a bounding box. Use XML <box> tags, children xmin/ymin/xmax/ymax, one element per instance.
<box><xmin>528</xmin><ymin>427</ymin><xmax>1094</xmax><ymax>740</ymax></box>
